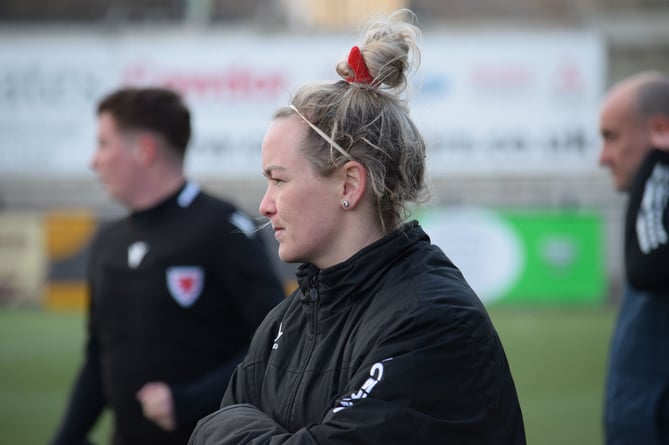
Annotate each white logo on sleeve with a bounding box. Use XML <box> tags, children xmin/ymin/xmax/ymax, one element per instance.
<box><xmin>637</xmin><ymin>163</ymin><xmax>669</xmax><ymax>254</ymax></box>
<box><xmin>166</xmin><ymin>266</ymin><xmax>204</xmax><ymax>308</ymax></box>
<box><xmin>272</xmin><ymin>322</ymin><xmax>284</xmax><ymax>350</ymax></box>
<box><xmin>128</xmin><ymin>241</ymin><xmax>149</xmax><ymax>269</ymax></box>
<box><xmin>332</xmin><ymin>358</ymin><xmax>392</xmax><ymax>413</ymax></box>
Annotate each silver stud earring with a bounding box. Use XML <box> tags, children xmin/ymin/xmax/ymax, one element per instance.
<box><xmin>341</xmin><ymin>200</ymin><xmax>350</xmax><ymax>209</ymax></box>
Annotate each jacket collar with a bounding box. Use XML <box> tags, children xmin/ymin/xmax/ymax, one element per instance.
<box><xmin>295</xmin><ymin>221</ymin><xmax>429</xmax><ymax>307</ymax></box>
<box><xmin>130</xmin><ymin>181</ymin><xmax>192</xmax><ymax>220</ymax></box>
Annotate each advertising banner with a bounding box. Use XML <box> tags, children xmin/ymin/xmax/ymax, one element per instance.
<box><xmin>0</xmin><ymin>29</ymin><xmax>604</xmax><ymax>178</ymax></box>
<box><xmin>418</xmin><ymin>206</ymin><xmax>606</xmax><ymax>305</ymax></box>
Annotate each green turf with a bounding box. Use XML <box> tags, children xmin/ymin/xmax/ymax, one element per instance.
<box><xmin>0</xmin><ymin>306</ymin><xmax>616</xmax><ymax>444</ymax></box>
<box><xmin>0</xmin><ymin>309</ymin><xmax>112</xmax><ymax>444</ymax></box>
<box><xmin>490</xmin><ymin>307</ymin><xmax>616</xmax><ymax>444</ymax></box>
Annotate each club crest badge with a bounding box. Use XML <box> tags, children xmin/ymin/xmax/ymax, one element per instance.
<box><xmin>166</xmin><ymin>266</ymin><xmax>204</xmax><ymax>308</ymax></box>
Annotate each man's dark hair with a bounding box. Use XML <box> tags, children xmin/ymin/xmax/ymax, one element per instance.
<box><xmin>97</xmin><ymin>87</ymin><xmax>191</xmax><ymax>158</ymax></box>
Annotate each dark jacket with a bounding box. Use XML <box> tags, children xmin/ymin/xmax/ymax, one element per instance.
<box><xmin>50</xmin><ymin>182</ymin><xmax>284</xmax><ymax>445</ymax></box>
<box><xmin>190</xmin><ymin>221</ymin><xmax>526</xmax><ymax>444</ymax></box>
<box><xmin>625</xmin><ymin>149</ymin><xmax>669</xmax><ymax>291</ymax></box>
<box><xmin>605</xmin><ymin>149</ymin><xmax>669</xmax><ymax>444</ymax></box>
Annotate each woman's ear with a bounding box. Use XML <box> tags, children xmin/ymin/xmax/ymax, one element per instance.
<box><xmin>340</xmin><ymin>160</ymin><xmax>367</xmax><ymax>208</ymax></box>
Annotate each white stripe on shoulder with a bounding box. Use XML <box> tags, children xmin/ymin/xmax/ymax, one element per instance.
<box><xmin>229</xmin><ymin>211</ymin><xmax>256</xmax><ymax>238</ymax></box>
<box><xmin>177</xmin><ymin>182</ymin><xmax>200</xmax><ymax>208</ymax></box>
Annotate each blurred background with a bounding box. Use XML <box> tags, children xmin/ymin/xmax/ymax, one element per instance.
<box><xmin>1</xmin><ymin>0</ymin><xmax>668</xmax><ymax>443</ymax></box>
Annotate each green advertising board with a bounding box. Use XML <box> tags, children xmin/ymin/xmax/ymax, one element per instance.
<box><xmin>417</xmin><ymin>207</ymin><xmax>606</xmax><ymax>306</ymax></box>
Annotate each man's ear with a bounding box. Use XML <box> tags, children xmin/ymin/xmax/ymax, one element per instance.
<box><xmin>649</xmin><ymin>114</ymin><xmax>669</xmax><ymax>151</ymax></box>
<box><xmin>340</xmin><ymin>161</ymin><xmax>367</xmax><ymax>208</ymax></box>
<box><xmin>134</xmin><ymin>133</ymin><xmax>159</xmax><ymax>166</ymax></box>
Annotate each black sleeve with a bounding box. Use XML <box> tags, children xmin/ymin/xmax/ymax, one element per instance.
<box><xmin>188</xmin><ymin>404</ymin><xmax>299</xmax><ymax>445</ymax></box>
<box><xmin>49</xmin><ymin>234</ymin><xmax>106</xmax><ymax>445</ymax></box>
<box><xmin>170</xmin><ymin>347</ymin><xmax>248</xmax><ymax>427</ymax></box>
<box><xmin>625</xmin><ymin>149</ymin><xmax>669</xmax><ymax>291</ymax></box>
<box><xmin>218</xmin><ymin>213</ymin><xmax>285</xmax><ymax>328</ymax></box>
<box><xmin>48</xmin><ymin>334</ymin><xmax>106</xmax><ymax>445</ymax></box>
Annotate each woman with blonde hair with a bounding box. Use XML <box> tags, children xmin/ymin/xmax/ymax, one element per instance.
<box><xmin>190</xmin><ymin>9</ymin><xmax>525</xmax><ymax>444</ymax></box>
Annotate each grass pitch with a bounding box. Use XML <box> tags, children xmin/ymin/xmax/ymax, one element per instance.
<box><xmin>0</xmin><ymin>306</ymin><xmax>615</xmax><ymax>444</ymax></box>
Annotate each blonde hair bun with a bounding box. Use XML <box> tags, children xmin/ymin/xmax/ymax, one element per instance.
<box><xmin>336</xmin><ymin>9</ymin><xmax>421</xmax><ymax>91</ymax></box>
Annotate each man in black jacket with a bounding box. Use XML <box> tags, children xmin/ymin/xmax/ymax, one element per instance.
<box><xmin>49</xmin><ymin>87</ymin><xmax>285</xmax><ymax>445</ymax></box>
<box><xmin>599</xmin><ymin>71</ymin><xmax>669</xmax><ymax>444</ymax></box>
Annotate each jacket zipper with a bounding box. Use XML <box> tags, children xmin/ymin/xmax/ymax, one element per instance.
<box><xmin>284</xmin><ymin>272</ymin><xmax>320</xmax><ymax>426</ymax></box>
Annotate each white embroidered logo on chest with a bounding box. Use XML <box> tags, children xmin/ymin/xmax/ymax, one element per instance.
<box><xmin>272</xmin><ymin>322</ymin><xmax>284</xmax><ymax>350</ymax></box>
<box><xmin>128</xmin><ymin>241</ymin><xmax>149</xmax><ymax>269</ymax></box>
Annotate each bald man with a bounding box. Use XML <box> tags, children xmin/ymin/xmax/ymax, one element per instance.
<box><xmin>599</xmin><ymin>71</ymin><xmax>669</xmax><ymax>445</ymax></box>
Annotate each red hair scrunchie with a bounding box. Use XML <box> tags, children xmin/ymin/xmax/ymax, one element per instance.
<box><xmin>345</xmin><ymin>45</ymin><xmax>374</xmax><ymax>84</ymax></box>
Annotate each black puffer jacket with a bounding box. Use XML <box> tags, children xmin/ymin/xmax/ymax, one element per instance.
<box><xmin>190</xmin><ymin>222</ymin><xmax>526</xmax><ymax>444</ymax></box>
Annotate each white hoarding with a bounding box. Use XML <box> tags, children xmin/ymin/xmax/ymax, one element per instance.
<box><xmin>0</xmin><ymin>30</ymin><xmax>604</xmax><ymax>178</ymax></box>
